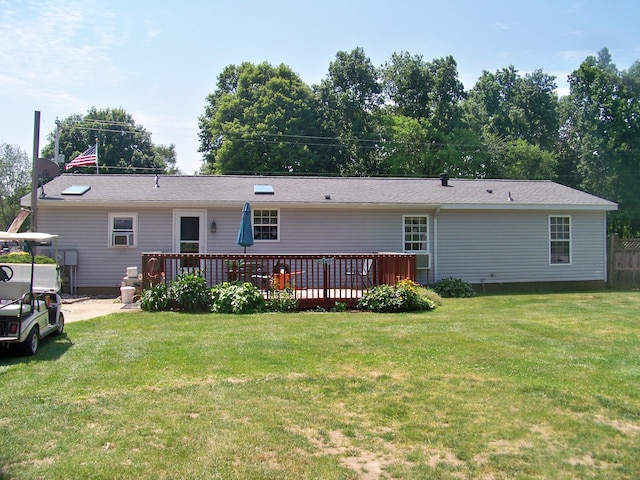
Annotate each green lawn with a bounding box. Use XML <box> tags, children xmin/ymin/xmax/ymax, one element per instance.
<box><xmin>1</xmin><ymin>291</ymin><xmax>639</xmax><ymax>479</ymax></box>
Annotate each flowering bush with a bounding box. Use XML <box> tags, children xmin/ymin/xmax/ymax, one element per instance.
<box><xmin>357</xmin><ymin>278</ymin><xmax>440</xmax><ymax>313</ymax></box>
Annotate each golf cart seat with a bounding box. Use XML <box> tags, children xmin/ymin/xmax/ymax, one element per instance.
<box><xmin>0</xmin><ymin>281</ymin><xmax>38</xmax><ymax>317</ymax></box>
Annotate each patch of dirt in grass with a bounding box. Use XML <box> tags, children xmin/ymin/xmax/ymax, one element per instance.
<box><xmin>225</xmin><ymin>377</ymin><xmax>248</xmax><ymax>384</ymax></box>
<box><xmin>441</xmin><ymin>372</ymin><xmax>501</xmax><ymax>385</ymax></box>
<box><xmin>332</xmin><ymin>365</ymin><xmax>406</xmax><ymax>382</ymax></box>
<box><xmin>565</xmin><ymin>453</ymin><xmax>621</xmax><ymax>470</ymax></box>
<box><xmin>529</xmin><ymin>423</ymin><xmax>555</xmax><ymax>440</ymax></box>
<box><xmin>472</xmin><ymin>439</ymin><xmax>533</xmax><ymax>465</ymax></box>
<box><xmin>420</xmin><ymin>447</ymin><xmax>465</xmax><ymax>469</ymax></box>
<box><xmin>593</xmin><ymin>414</ymin><xmax>640</xmax><ymax>435</ymax></box>
<box><xmin>567</xmin><ymin>454</ymin><xmax>596</xmax><ymax>467</ymax></box>
<box><xmin>289</xmin><ymin>426</ymin><xmax>402</xmax><ymax>479</ymax></box>
<box><xmin>4</xmin><ymin>456</ymin><xmax>56</xmax><ymax>472</ymax></box>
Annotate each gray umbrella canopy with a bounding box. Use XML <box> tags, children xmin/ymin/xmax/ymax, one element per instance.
<box><xmin>237</xmin><ymin>202</ymin><xmax>254</xmax><ymax>253</ymax></box>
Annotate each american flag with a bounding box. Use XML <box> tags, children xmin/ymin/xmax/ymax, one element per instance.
<box><xmin>65</xmin><ymin>144</ymin><xmax>97</xmax><ymax>170</ymax></box>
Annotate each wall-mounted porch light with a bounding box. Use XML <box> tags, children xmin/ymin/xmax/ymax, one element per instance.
<box><xmin>210</xmin><ymin>220</ymin><xmax>217</xmax><ymax>233</ymax></box>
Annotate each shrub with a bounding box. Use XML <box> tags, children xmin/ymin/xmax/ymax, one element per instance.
<box><xmin>357</xmin><ymin>279</ymin><xmax>437</xmax><ymax>313</ymax></box>
<box><xmin>169</xmin><ymin>273</ymin><xmax>212</xmax><ymax>312</ymax></box>
<box><xmin>1</xmin><ymin>252</ymin><xmax>56</xmax><ymax>264</ymax></box>
<box><xmin>431</xmin><ymin>277</ymin><xmax>476</xmax><ymax>298</ymax></box>
<box><xmin>330</xmin><ymin>302</ymin><xmax>347</xmax><ymax>312</ymax></box>
<box><xmin>421</xmin><ymin>287</ymin><xmax>444</xmax><ymax>306</ymax></box>
<box><xmin>210</xmin><ymin>281</ymin><xmax>265</xmax><ymax>314</ymax></box>
<box><xmin>266</xmin><ymin>288</ymin><xmax>299</xmax><ymax>312</ymax></box>
<box><xmin>140</xmin><ymin>282</ymin><xmax>170</xmax><ymax>312</ymax></box>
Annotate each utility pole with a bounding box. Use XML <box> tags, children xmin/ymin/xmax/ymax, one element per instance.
<box><xmin>54</xmin><ymin>118</ymin><xmax>61</xmax><ymax>164</ymax></box>
<box><xmin>30</xmin><ymin>111</ymin><xmax>41</xmax><ymax>232</ymax></box>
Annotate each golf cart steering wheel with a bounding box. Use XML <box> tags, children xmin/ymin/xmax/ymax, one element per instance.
<box><xmin>0</xmin><ymin>265</ymin><xmax>13</xmax><ymax>282</ymax></box>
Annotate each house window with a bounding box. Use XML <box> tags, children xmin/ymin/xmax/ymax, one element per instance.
<box><xmin>403</xmin><ymin>215</ymin><xmax>429</xmax><ymax>252</ymax></box>
<box><xmin>254</xmin><ymin>209</ymin><xmax>279</xmax><ymax>241</ymax></box>
<box><xmin>550</xmin><ymin>216</ymin><xmax>571</xmax><ymax>264</ymax></box>
<box><xmin>109</xmin><ymin>213</ymin><xmax>137</xmax><ymax>247</ymax></box>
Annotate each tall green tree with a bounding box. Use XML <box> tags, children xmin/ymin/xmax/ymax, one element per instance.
<box><xmin>464</xmin><ymin>66</ymin><xmax>559</xmax><ymax>150</ymax></box>
<box><xmin>380</xmin><ymin>52</ymin><xmax>469</xmax><ymax>177</ymax></box>
<box><xmin>462</xmin><ymin>66</ymin><xmax>560</xmax><ymax>180</ymax></box>
<box><xmin>0</xmin><ymin>143</ymin><xmax>31</xmax><ymax>231</ymax></box>
<box><xmin>562</xmin><ymin>48</ymin><xmax>640</xmax><ymax>234</ymax></box>
<box><xmin>382</xmin><ymin>52</ymin><xmax>434</xmax><ymax>119</ymax></box>
<box><xmin>42</xmin><ymin>107</ymin><xmax>178</xmax><ymax>174</ymax></box>
<box><xmin>483</xmin><ymin>135</ymin><xmax>557</xmax><ymax>180</ymax></box>
<box><xmin>315</xmin><ymin>47</ymin><xmax>383</xmax><ymax>175</ymax></box>
<box><xmin>199</xmin><ymin>62</ymin><xmax>327</xmax><ymax>174</ymax></box>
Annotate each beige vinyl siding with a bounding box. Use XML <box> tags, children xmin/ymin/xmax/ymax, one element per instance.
<box><xmin>206</xmin><ymin>207</ymin><xmax>408</xmax><ymax>254</ymax></box>
<box><xmin>435</xmin><ymin>210</ymin><xmax>607</xmax><ymax>284</ymax></box>
<box><xmin>37</xmin><ymin>205</ymin><xmax>434</xmax><ymax>289</ymax></box>
<box><xmin>37</xmin><ymin>207</ymin><xmax>175</xmax><ymax>289</ymax></box>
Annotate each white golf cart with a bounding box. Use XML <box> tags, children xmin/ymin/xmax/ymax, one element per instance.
<box><xmin>0</xmin><ymin>232</ymin><xmax>64</xmax><ymax>356</ymax></box>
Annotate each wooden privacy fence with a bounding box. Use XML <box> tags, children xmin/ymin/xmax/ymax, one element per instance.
<box><xmin>141</xmin><ymin>253</ymin><xmax>417</xmax><ymax>309</ymax></box>
<box><xmin>609</xmin><ymin>236</ymin><xmax>640</xmax><ymax>288</ymax></box>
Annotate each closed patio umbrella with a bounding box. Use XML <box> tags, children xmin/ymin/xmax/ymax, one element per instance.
<box><xmin>237</xmin><ymin>202</ymin><xmax>254</xmax><ymax>253</ymax></box>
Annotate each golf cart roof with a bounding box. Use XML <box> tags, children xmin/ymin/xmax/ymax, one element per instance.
<box><xmin>0</xmin><ymin>232</ymin><xmax>59</xmax><ymax>245</ymax></box>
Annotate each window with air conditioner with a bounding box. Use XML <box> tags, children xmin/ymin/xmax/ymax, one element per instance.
<box><xmin>109</xmin><ymin>213</ymin><xmax>137</xmax><ymax>248</ymax></box>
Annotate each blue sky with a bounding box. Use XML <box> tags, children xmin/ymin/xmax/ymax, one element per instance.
<box><xmin>1</xmin><ymin>0</ymin><xmax>639</xmax><ymax>174</ymax></box>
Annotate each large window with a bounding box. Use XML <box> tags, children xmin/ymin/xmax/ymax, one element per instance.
<box><xmin>403</xmin><ymin>215</ymin><xmax>429</xmax><ymax>252</ymax></box>
<box><xmin>550</xmin><ymin>216</ymin><xmax>571</xmax><ymax>264</ymax></box>
<box><xmin>254</xmin><ymin>209</ymin><xmax>279</xmax><ymax>241</ymax></box>
<box><xmin>109</xmin><ymin>213</ymin><xmax>137</xmax><ymax>247</ymax></box>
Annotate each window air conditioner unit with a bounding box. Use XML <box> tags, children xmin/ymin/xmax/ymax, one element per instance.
<box><xmin>113</xmin><ymin>234</ymin><xmax>132</xmax><ymax>246</ymax></box>
<box><xmin>416</xmin><ymin>253</ymin><xmax>431</xmax><ymax>270</ymax></box>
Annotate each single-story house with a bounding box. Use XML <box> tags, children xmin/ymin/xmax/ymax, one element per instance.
<box><xmin>21</xmin><ymin>174</ymin><xmax>617</xmax><ymax>294</ymax></box>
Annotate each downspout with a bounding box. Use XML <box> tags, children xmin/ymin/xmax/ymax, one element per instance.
<box><xmin>433</xmin><ymin>206</ymin><xmax>440</xmax><ymax>282</ymax></box>
<box><xmin>605</xmin><ymin>211</ymin><xmax>611</xmax><ymax>287</ymax></box>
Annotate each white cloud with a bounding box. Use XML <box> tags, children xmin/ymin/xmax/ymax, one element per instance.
<box><xmin>557</xmin><ymin>49</ymin><xmax>592</xmax><ymax>62</ymax></box>
<box><xmin>0</xmin><ymin>0</ymin><xmax>126</xmax><ymax>100</ymax></box>
<box><xmin>493</xmin><ymin>22</ymin><xmax>512</xmax><ymax>31</ymax></box>
<box><xmin>144</xmin><ymin>20</ymin><xmax>161</xmax><ymax>42</ymax></box>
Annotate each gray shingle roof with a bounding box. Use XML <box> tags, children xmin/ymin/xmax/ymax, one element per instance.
<box><xmin>29</xmin><ymin>174</ymin><xmax>618</xmax><ymax>211</ymax></box>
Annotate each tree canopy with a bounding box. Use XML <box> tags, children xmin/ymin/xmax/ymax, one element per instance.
<box><xmin>0</xmin><ymin>143</ymin><xmax>31</xmax><ymax>231</ymax></box>
<box><xmin>561</xmin><ymin>49</ymin><xmax>640</xmax><ymax>234</ymax></box>
<box><xmin>198</xmin><ymin>62</ymin><xmax>327</xmax><ymax>175</ymax></box>
<box><xmin>198</xmin><ymin>47</ymin><xmax>639</xmax><ymax>234</ymax></box>
<box><xmin>41</xmin><ymin>107</ymin><xmax>179</xmax><ymax>174</ymax></box>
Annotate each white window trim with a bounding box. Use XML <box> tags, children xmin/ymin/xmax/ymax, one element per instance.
<box><xmin>253</xmin><ymin>208</ymin><xmax>280</xmax><ymax>242</ymax></box>
<box><xmin>172</xmin><ymin>209</ymin><xmax>207</xmax><ymax>253</ymax></box>
<box><xmin>108</xmin><ymin>212</ymin><xmax>138</xmax><ymax>248</ymax></box>
<box><xmin>402</xmin><ymin>214</ymin><xmax>430</xmax><ymax>253</ymax></box>
<box><xmin>549</xmin><ymin>215</ymin><xmax>572</xmax><ymax>266</ymax></box>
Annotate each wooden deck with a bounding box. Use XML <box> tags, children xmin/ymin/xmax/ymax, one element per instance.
<box><xmin>141</xmin><ymin>253</ymin><xmax>417</xmax><ymax>309</ymax></box>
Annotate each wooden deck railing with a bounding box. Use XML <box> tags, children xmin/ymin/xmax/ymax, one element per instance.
<box><xmin>141</xmin><ymin>253</ymin><xmax>416</xmax><ymax>309</ymax></box>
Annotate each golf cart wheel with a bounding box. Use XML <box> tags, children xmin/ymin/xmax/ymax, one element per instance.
<box><xmin>53</xmin><ymin>312</ymin><xmax>65</xmax><ymax>336</ymax></box>
<box><xmin>21</xmin><ymin>326</ymin><xmax>39</xmax><ymax>356</ymax></box>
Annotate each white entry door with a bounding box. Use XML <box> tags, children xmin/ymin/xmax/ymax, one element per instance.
<box><xmin>173</xmin><ymin>210</ymin><xmax>206</xmax><ymax>270</ymax></box>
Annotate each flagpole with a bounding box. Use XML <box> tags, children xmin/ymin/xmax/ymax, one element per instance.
<box><xmin>95</xmin><ymin>138</ymin><xmax>99</xmax><ymax>175</ymax></box>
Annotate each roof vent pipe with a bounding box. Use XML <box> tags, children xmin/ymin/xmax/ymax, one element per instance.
<box><xmin>439</xmin><ymin>173</ymin><xmax>449</xmax><ymax>187</ymax></box>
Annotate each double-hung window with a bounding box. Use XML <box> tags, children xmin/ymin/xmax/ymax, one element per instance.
<box><xmin>109</xmin><ymin>213</ymin><xmax>137</xmax><ymax>247</ymax></box>
<box><xmin>403</xmin><ymin>215</ymin><xmax>429</xmax><ymax>252</ymax></box>
<box><xmin>550</xmin><ymin>216</ymin><xmax>571</xmax><ymax>264</ymax></box>
<box><xmin>254</xmin><ymin>209</ymin><xmax>279</xmax><ymax>241</ymax></box>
